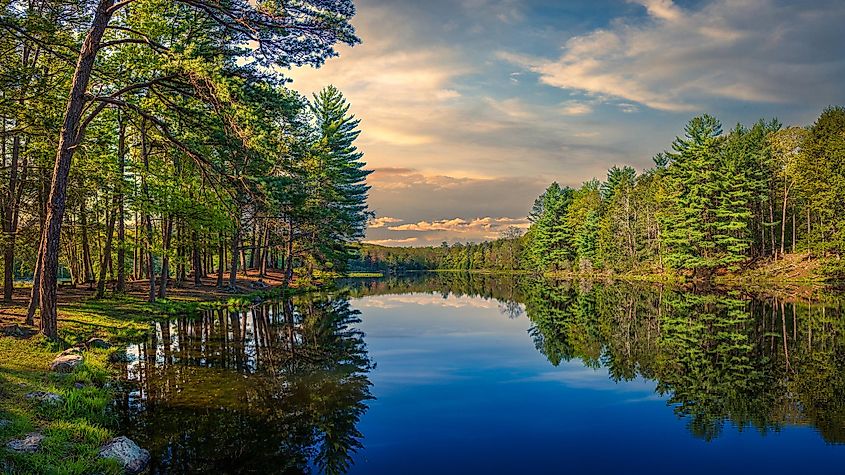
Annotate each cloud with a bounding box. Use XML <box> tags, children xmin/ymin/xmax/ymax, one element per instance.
<box><xmin>389</xmin><ymin>217</ymin><xmax>529</xmax><ymax>234</ymax></box>
<box><xmin>364</xmin><ymin>237</ymin><xmax>420</xmax><ymax>246</ymax></box>
<box><xmin>368</xmin><ymin>216</ymin><xmax>404</xmax><ymax>229</ymax></box>
<box><xmin>501</xmin><ymin>0</ymin><xmax>845</xmax><ymax>112</ymax></box>
<box><xmin>378</xmin><ymin>216</ymin><xmax>530</xmax><ymax>245</ymax></box>
<box><xmin>366</xmin><ymin>167</ymin><xmax>547</xmax><ymax>219</ymax></box>
<box><xmin>561</xmin><ymin>100</ymin><xmax>593</xmax><ymax>116</ymax></box>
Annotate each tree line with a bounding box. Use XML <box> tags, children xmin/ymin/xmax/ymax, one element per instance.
<box><xmin>356</xmin><ymin>107</ymin><xmax>845</xmax><ymax>279</ymax></box>
<box><xmin>0</xmin><ymin>0</ymin><xmax>369</xmax><ymax>339</ymax></box>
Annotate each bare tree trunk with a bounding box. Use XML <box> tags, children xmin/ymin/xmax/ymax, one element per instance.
<box><xmin>37</xmin><ymin>0</ymin><xmax>115</xmax><ymax>338</ymax></box>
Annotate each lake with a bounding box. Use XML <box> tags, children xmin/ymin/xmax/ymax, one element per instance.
<box><xmin>117</xmin><ymin>274</ymin><xmax>845</xmax><ymax>474</ymax></box>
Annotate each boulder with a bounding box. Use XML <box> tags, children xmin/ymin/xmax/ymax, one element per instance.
<box><xmin>98</xmin><ymin>436</ymin><xmax>150</xmax><ymax>475</ymax></box>
<box><xmin>60</xmin><ymin>347</ymin><xmax>83</xmax><ymax>357</ymax></box>
<box><xmin>25</xmin><ymin>391</ymin><xmax>63</xmax><ymax>405</ymax></box>
<box><xmin>86</xmin><ymin>337</ymin><xmax>111</xmax><ymax>349</ymax></box>
<box><xmin>3</xmin><ymin>324</ymin><xmax>36</xmax><ymax>338</ymax></box>
<box><xmin>108</xmin><ymin>350</ymin><xmax>132</xmax><ymax>363</ymax></box>
<box><xmin>49</xmin><ymin>353</ymin><xmax>83</xmax><ymax>373</ymax></box>
<box><xmin>6</xmin><ymin>433</ymin><xmax>44</xmax><ymax>453</ymax></box>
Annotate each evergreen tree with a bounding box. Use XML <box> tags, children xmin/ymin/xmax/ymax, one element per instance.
<box><xmin>308</xmin><ymin>85</ymin><xmax>372</xmax><ymax>271</ymax></box>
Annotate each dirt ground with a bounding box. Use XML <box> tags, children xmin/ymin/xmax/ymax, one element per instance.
<box><xmin>0</xmin><ymin>269</ymin><xmax>291</xmax><ymax>331</ymax></box>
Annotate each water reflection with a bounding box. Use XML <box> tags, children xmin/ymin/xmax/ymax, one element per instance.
<box><xmin>347</xmin><ymin>274</ymin><xmax>845</xmax><ymax>445</ymax></box>
<box><xmin>117</xmin><ymin>275</ymin><xmax>845</xmax><ymax>474</ymax></box>
<box><xmin>117</xmin><ymin>293</ymin><xmax>373</xmax><ymax>475</ymax></box>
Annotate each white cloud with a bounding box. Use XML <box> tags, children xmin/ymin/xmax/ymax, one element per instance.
<box><xmin>501</xmin><ymin>0</ymin><xmax>845</xmax><ymax>112</ymax></box>
<box><xmin>561</xmin><ymin>100</ymin><xmax>593</xmax><ymax>116</ymax></box>
<box><xmin>364</xmin><ymin>237</ymin><xmax>419</xmax><ymax>246</ymax></box>
<box><xmin>368</xmin><ymin>216</ymin><xmax>404</xmax><ymax>229</ymax></box>
<box><xmin>387</xmin><ymin>216</ymin><xmax>530</xmax><ymax>242</ymax></box>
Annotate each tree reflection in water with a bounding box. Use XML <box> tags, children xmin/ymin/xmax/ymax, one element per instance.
<box><xmin>349</xmin><ymin>274</ymin><xmax>845</xmax><ymax>444</ymax></box>
<box><xmin>117</xmin><ymin>293</ymin><xmax>373</xmax><ymax>475</ymax></box>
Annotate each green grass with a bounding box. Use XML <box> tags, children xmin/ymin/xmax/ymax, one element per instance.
<box><xmin>0</xmin><ymin>282</ymin><xmax>315</xmax><ymax>473</ymax></box>
<box><xmin>0</xmin><ymin>336</ymin><xmax>124</xmax><ymax>474</ymax></box>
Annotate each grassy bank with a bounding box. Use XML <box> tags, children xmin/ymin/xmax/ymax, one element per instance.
<box><xmin>0</xmin><ymin>279</ymin><xmax>305</xmax><ymax>474</ymax></box>
<box><xmin>0</xmin><ymin>297</ymin><xmax>152</xmax><ymax>474</ymax></box>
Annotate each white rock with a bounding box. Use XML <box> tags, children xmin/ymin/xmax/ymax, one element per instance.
<box><xmin>24</xmin><ymin>391</ymin><xmax>63</xmax><ymax>404</ymax></box>
<box><xmin>49</xmin><ymin>353</ymin><xmax>83</xmax><ymax>373</ymax></box>
<box><xmin>6</xmin><ymin>433</ymin><xmax>44</xmax><ymax>453</ymax></box>
<box><xmin>98</xmin><ymin>436</ymin><xmax>150</xmax><ymax>474</ymax></box>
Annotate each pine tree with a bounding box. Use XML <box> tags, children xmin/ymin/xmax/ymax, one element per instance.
<box><xmin>309</xmin><ymin>85</ymin><xmax>372</xmax><ymax>270</ymax></box>
<box><xmin>661</xmin><ymin>115</ymin><xmax>724</xmax><ymax>276</ymax></box>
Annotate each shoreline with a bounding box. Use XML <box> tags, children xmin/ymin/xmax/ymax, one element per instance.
<box><xmin>0</xmin><ymin>271</ymin><xmax>307</xmax><ymax>474</ymax></box>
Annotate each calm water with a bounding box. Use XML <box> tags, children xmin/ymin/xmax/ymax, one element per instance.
<box><xmin>118</xmin><ymin>274</ymin><xmax>845</xmax><ymax>474</ymax></box>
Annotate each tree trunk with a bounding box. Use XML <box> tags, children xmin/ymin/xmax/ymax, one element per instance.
<box><xmin>116</xmin><ymin>113</ymin><xmax>126</xmax><ymax>292</ymax></box>
<box><xmin>3</xmin><ymin>135</ymin><xmax>21</xmax><ymax>303</ymax></box>
<box><xmin>192</xmin><ymin>230</ymin><xmax>203</xmax><ymax>286</ymax></box>
<box><xmin>768</xmin><ymin>200</ymin><xmax>776</xmax><ymax>256</ymax></box>
<box><xmin>792</xmin><ymin>204</ymin><xmax>796</xmax><ymax>253</ymax></box>
<box><xmin>780</xmin><ymin>182</ymin><xmax>790</xmax><ymax>258</ymax></box>
<box><xmin>158</xmin><ymin>215</ymin><xmax>172</xmax><ymax>298</ymax></box>
<box><xmin>25</xmin><ymin>238</ymin><xmax>42</xmax><ymax>326</ymax></box>
<box><xmin>259</xmin><ymin>223</ymin><xmax>269</xmax><ymax>277</ymax></box>
<box><xmin>248</xmin><ymin>223</ymin><xmax>257</xmax><ymax>269</ymax></box>
<box><xmin>80</xmin><ymin>199</ymin><xmax>94</xmax><ymax>285</ymax></box>
<box><xmin>283</xmin><ymin>217</ymin><xmax>294</xmax><ymax>286</ymax></box>
<box><xmin>37</xmin><ymin>0</ymin><xmax>115</xmax><ymax>338</ymax></box>
<box><xmin>141</xmin><ymin>120</ymin><xmax>156</xmax><ymax>302</ymax></box>
<box><xmin>216</xmin><ymin>232</ymin><xmax>224</xmax><ymax>288</ymax></box>
<box><xmin>95</xmin><ymin>195</ymin><xmax>118</xmax><ymax>298</ymax></box>
<box><xmin>229</xmin><ymin>221</ymin><xmax>240</xmax><ymax>289</ymax></box>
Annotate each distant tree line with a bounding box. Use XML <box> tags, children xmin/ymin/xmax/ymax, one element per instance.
<box><xmin>0</xmin><ymin>0</ymin><xmax>369</xmax><ymax>338</ymax></box>
<box><xmin>350</xmin><ymin>229</ymin><xmax>526</xmax><ymax>273</ymax></box>
<box><xmin>358</xmin><ymin>107</ymin><xmax>845</xmax><ymax>280</ymax></box>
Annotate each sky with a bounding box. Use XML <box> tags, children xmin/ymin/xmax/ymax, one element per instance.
<box><xmin>288</xmin><ymin>0</ymin><xmax>845</xmax><ymax>247</ymax></box>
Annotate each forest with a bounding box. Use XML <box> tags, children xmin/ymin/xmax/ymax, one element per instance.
<box><xmin>0</xmin><ymin>0</ymin><xmax>369</xmax><ymax>339</ymax></box>
<box><xmin>354</xmin><ymin>108</ymin><xmax>845</xmax><ymax>280</ymax></box>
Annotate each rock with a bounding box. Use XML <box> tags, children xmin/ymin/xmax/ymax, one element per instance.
<box><xmin>98</xmin><ymin>436</ymin><xmax>150</xmax><ymax>474</ymax></box>
<box><xmin>108</xmin><ymin>350</ymin><xmax>132</xmax><ymax>363</ymax></box>
<box><xmin>6</xmin><ymin>433</ymin><xmax>44</xmax><ymax>453</ymax></box>
<box><xmin>74</xmin><ymin>382</ymin><xmax>85</xmax><ymax>389</ymax></box>
<box><xmin>86</xmin><ymin>337</ymin><xmax>111</xmax><ymax>349</ymax></box>
<box><xmin>0</xmin><ymin>419</ymin><xmax>11</xmax><ymax>429</ymax></box>
<box><xmin>60</xmin><ymin>347</ymin><xmax>83</xmax><ymax>357</ymax></box>
<box><xmin>25</xmin><ymin>391</ymin><xmax>63</xmax><ymax>405</ymax></box>
<box><xmin>2</xmin><ymin>324</ymin><xmax>37</xmax><ymax>338</ymax></box>
<box><xmin>49</xmin><ymin>353</ymin><xmax>83</xmax><ymax>373</ymax></box>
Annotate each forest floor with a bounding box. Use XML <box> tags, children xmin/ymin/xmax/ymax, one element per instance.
<box><xmin>0</xmin><ymin>270</ymin><xmax>305</xmax><ymax>474</ymax></box>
